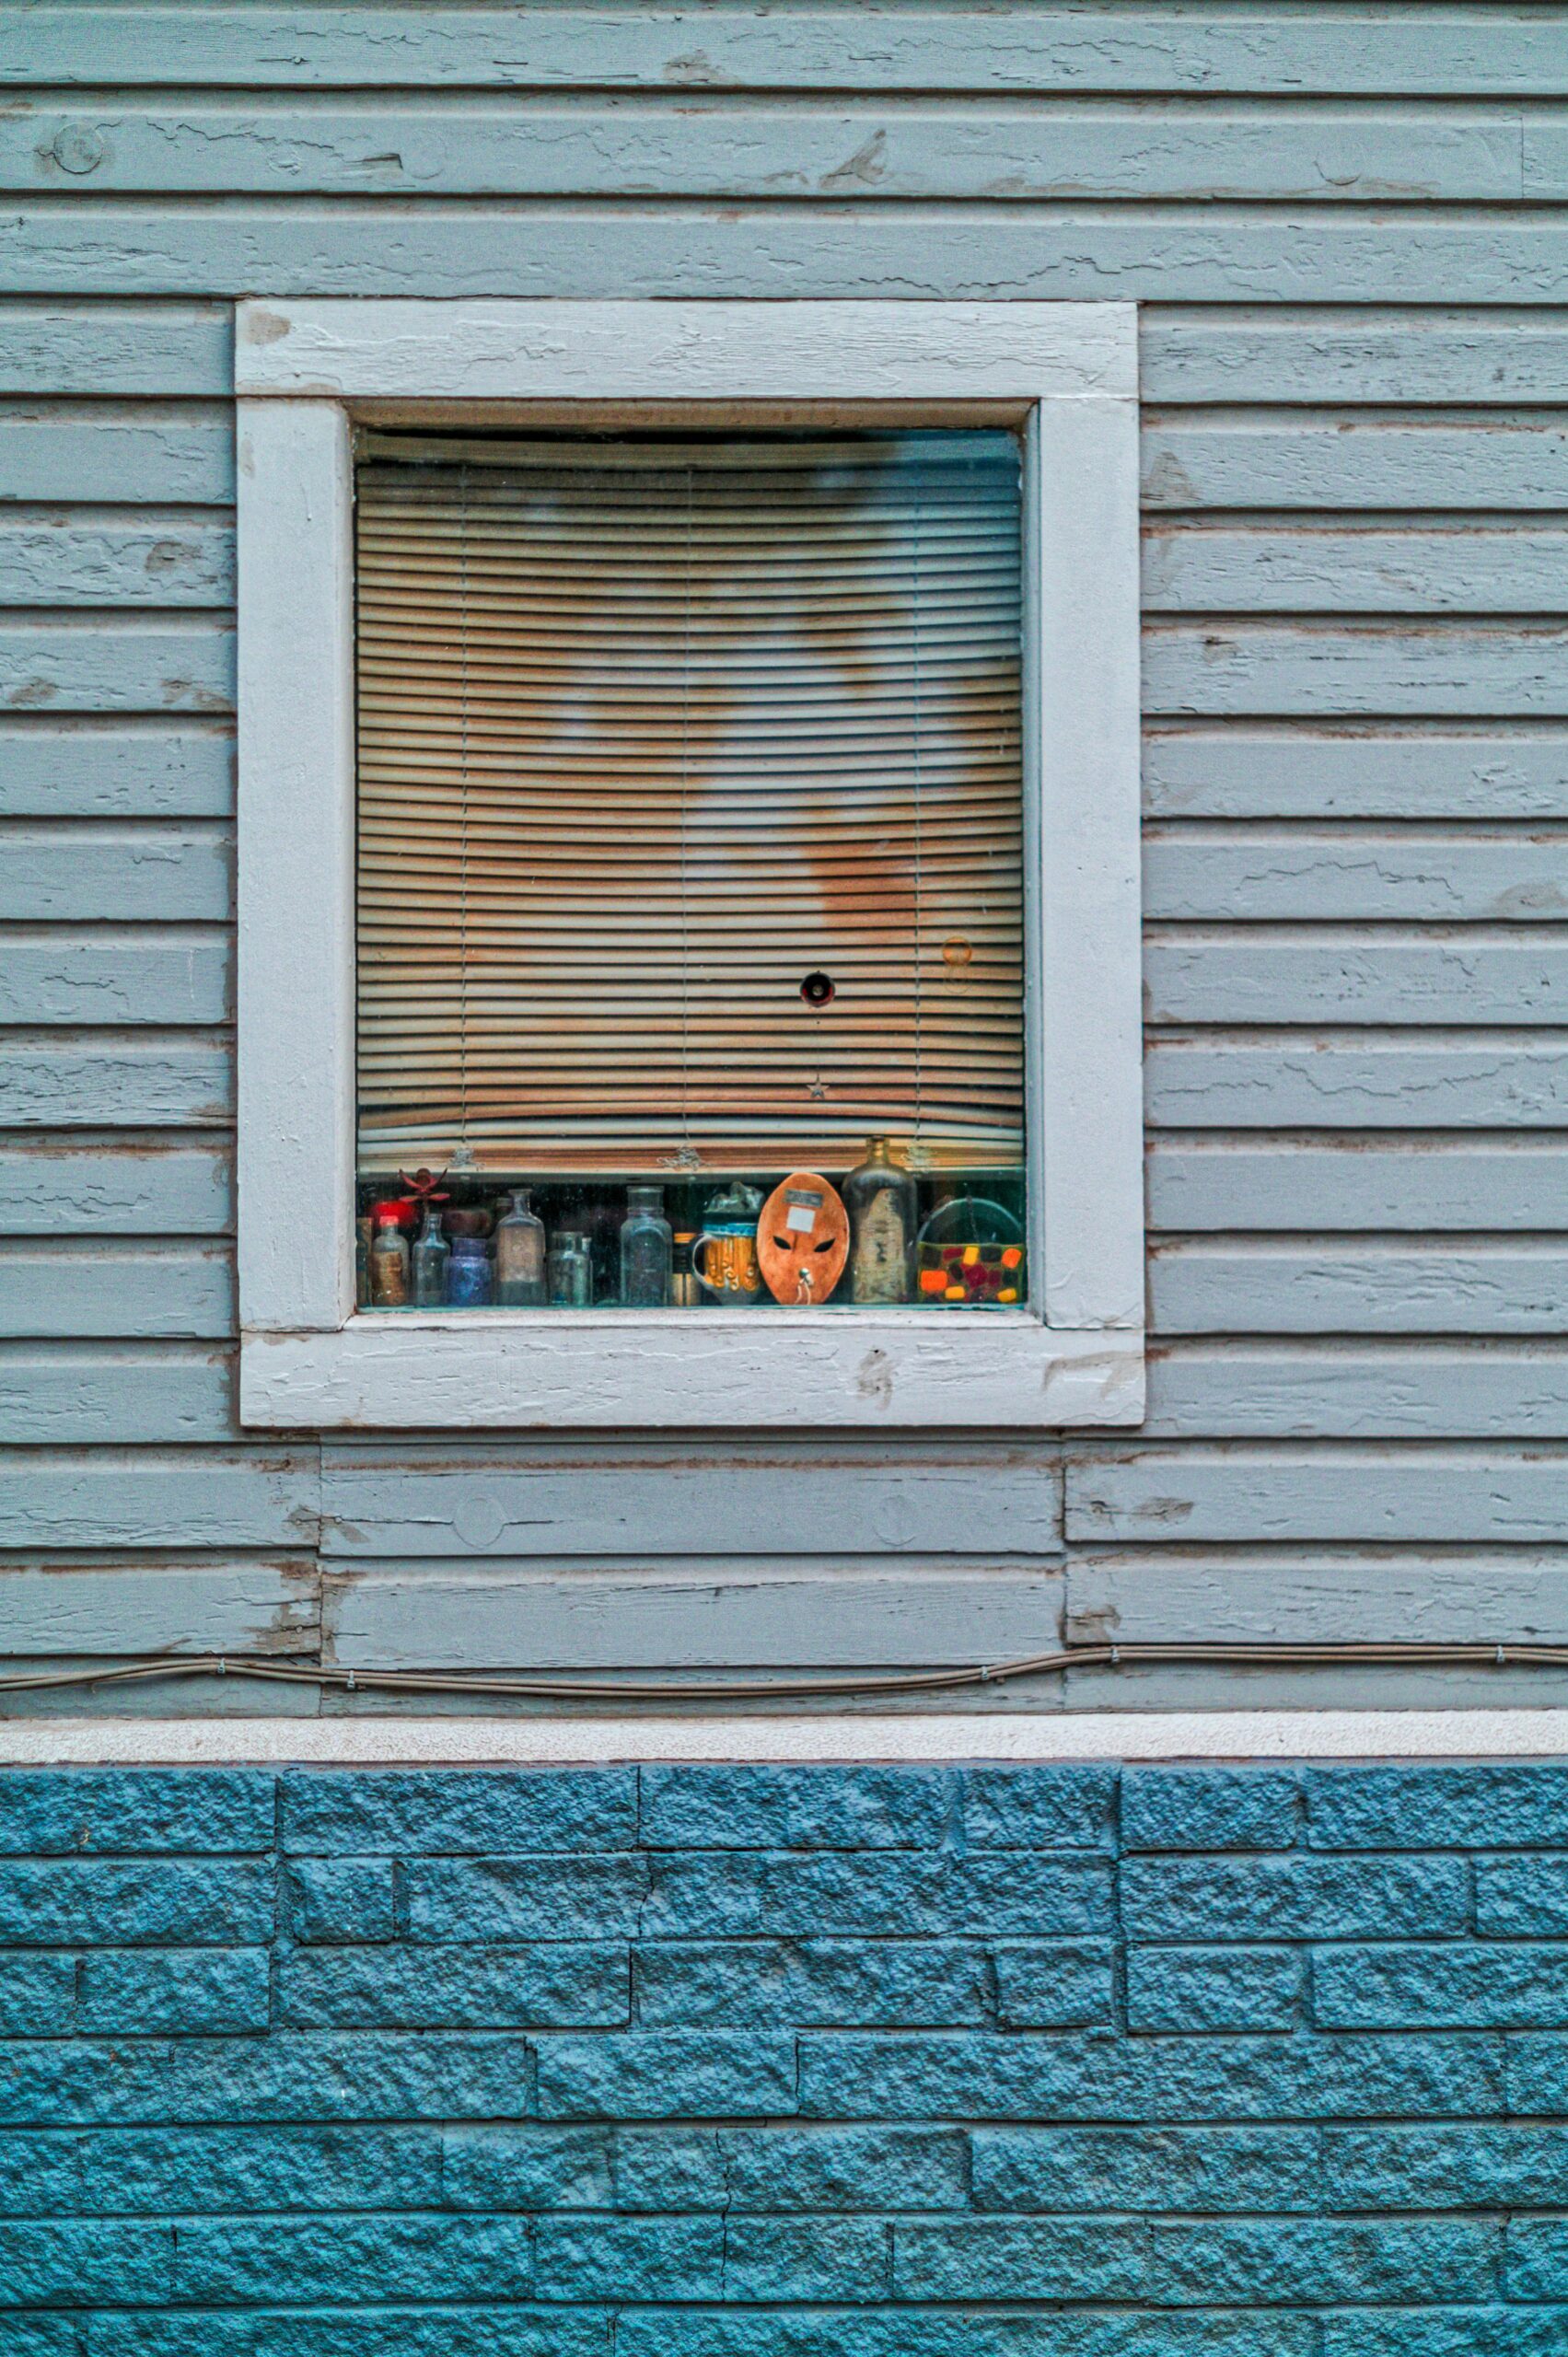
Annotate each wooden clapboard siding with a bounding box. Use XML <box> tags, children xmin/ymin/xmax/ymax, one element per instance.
<box><xmin>0</xmin><ymin>1450</ymin><xmax>319</xmax><ymax>1550</ymax></box>
<box><xmin>6</xmin><ymin>8</ymin><xmax>1565</xmax><ymax>96</ymax></box>
<box><xmin>0</xmin><ymin>301</ymin><xmax>232</xmax><ymax>394</ymax></box>
<box><xmin>0</xmin><ymin>1144</ymin><xmax>231</xmax><ymax>1235</ymax></box>
<box><xmin>0</xmin><ymin>618</ymin><xmax>233</xmax><ymax>712</ymax></box>
<box><xmin>0</xmin><ymin>516</ymin><xmax>233</xmax><ymax>608</ymax></box>
<box><xmin>1144</xmin><ymin>829</ymin><xmax>1568</xmax><ymax>922</ymax></box>
<box><xmin>0</xmin><ymin>101</ymin><xmax>1531</xmax><ymax>202</ymax></box>
<box><xmin>0</xmin><ymin>1557</ymin><xmax>317</xmax><ymax>1653</ymax></box>
<box><xmin>1145</xmin><ymin>1342</ymin><xmax>1568</xmax><ymax>1438</ymax></box>
<box><xmin>324</xmin><ymin>1562</ymin><xmax>1065</xmax><ymax>1671</ymax></box>
<box><xmin>0</xmin><ymin>1344</ymin><xmax>237</xmax><ymax>1442</ymax></box>
<box><xmin>0</xmin><ymin>403</ymin><xmax>235</xmax><ymax>500</ymax></box>
<box><xmin>4</xmin><ymin>5</ymin><xmax>1568</xmax><ymax>1708</ymax></box>
<box><xmin>0</xmin><ymin>723</ymin><xmax>235</xmax><ymax>818</ymax></box>
<box><xmin>1147</xmin><ymin>1142</ymin><xmax>1568</xmax><ymax>1234</ymax></box>
<box><xmin>0</xmin><ymin>931</ymin><xmax>229</xmax><ymax>1027</ymax></box>
<box><xmin>17</xmin><ymin>207</ymin><xmax>1568</xmax><ymax>305</ymax></box>
<box><xmin>0</xmin><ymin>1239</ymin><xmax>233</xmax><ymax>1337</ymax></box>
<box><xmin>0</xmin><ymin>828</ymin><xmax>231</xmax><ymax>922</ymax></box>
<box><xmin>1143</xmin><ymin>731</ymin><xmax>1568</xmax><ymax>819</ymax></box>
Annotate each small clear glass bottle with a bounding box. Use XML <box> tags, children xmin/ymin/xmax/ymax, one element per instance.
<box><xmin>494</xmin><ymin>1188</ymin><xmax>547</xmax><ymax>1306</ymax></box>
<box><xmin>548</xmin><ymin>1228</ymin><xmax>594</xmax><ymax>1307</ymax></box>
<box><xmin>843</xmin><ymin>1136</ymin><xmax>918</xmax><ymax>1305</ymax></box>
<box><xmin>411</xmin><ymin>1206</ymin><xmax>450</xmax><ymax>1307</ymax></box>
<box><xmin>620</xmin><ymin>1184</ymin><xmax>672</xmax><ymax>1306</ymax></box>
<box><xmin>367</xmin><ymin>1210</ymin><xmax>410</xmax><ymax>1307</ymax></box>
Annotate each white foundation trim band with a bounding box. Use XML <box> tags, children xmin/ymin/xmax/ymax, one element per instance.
<box><xmin>1</xmin><ymin>1711</ymin><xmax>1565</xmax><ymax>1766</ymax></box>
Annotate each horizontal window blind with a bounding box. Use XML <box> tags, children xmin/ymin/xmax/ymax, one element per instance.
<box><xmin>355</xmin><ymin>429</ymin><xmax>1025</xmax><ymax>1177</ymax></box>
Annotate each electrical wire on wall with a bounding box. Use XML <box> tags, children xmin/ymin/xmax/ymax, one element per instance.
<box><xmin>2</xmin><ymin>1642</ymin><xmax>1567</xmax><ymax>1706</ymax></box>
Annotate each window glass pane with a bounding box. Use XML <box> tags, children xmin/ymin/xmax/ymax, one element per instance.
<box><xmin>354</xmin><ymin>427</ymin><xmax>1027</xmax><ymax>1311</ymax></box>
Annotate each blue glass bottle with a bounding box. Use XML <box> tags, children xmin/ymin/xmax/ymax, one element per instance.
<box><xmin>446</xmin><ymin>1232</ymin><xmax>494</xmax><ymax>1307</ymax></box>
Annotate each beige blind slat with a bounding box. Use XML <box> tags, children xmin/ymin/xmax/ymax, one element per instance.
<box><xmin>356</xmin><ymin>432</ymin><xmax>1025</xmax><ymax>1178</ymax></box>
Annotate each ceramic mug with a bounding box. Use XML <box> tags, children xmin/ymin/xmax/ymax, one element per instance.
<box><xmin>691</xmin><ymin>1224</ymin><xmax>762</xmax><ymax>1303</ymax></box>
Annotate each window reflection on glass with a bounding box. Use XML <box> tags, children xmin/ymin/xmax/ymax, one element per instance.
<box><xmin>354</xmin><ymin>427</ymin><xmax>1027</xmax><ymax>1310</ymax></box>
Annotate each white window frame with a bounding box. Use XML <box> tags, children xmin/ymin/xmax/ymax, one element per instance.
<box><xmin>235</xmin><ymin>298</ymin><xmax>1144</xmax><ymax>1431</ymax></box>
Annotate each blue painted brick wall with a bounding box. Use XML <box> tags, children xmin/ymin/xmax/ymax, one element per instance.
<box><xmin>2</xmin><ymin>1759</ymin><xmax>1567</xmax><ymax>2351</ymax></box>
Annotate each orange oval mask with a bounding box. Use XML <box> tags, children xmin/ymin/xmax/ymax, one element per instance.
<box><xmin>757</xmin><ymin>1171</ymin><xmax>850</xmax><ymax>1306</ymax></box>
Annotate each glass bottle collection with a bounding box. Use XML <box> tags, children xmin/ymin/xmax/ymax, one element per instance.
<box><xmin>357</xmin><ymin>1140</ymin><xmax>1025</xmax><ymax>1312</ymax></box>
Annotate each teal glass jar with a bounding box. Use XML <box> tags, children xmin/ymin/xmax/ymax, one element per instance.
<box><xmin>548</xmin><ymin>1229</ymin><xmax>594</xmax><ymax>1307</ymax></box>
<box><xmin>620</xmin><ymin>1184</ymin><xmax>672</xmax><ymax>1306</ymax></box>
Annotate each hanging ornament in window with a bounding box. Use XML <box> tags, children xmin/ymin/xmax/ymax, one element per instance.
<box><xmin>758</xmin><ymin>1171</ymin><xmax>850</xmax><ymax>1306</ymax></box>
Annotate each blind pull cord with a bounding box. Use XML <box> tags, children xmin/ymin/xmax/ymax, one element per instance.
<box><xmin>451</xmin><ymin>459</ymin><xmax>475</xmax><ymax>1172</ymax></box>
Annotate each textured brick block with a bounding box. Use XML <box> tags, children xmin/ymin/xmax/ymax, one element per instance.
<box><xmin>0</xmin><ymin>1861</ymin><xmax>273</xmax><ymax>1946</ymax></box>
<box><xmin>1128</xmin><ymin>1945</ymin><xmax>1302</xmax><ymax>2033</ymax></box>
<box><xmin>280</xmin><ymin>1770</ymin><xmax>635</xmax><ymax>1855</ymax></box>
<box><xmin>0</xmin><ymin>1954</ymin><xmax>75</xmax><ymax>2037</ymax></box>
<box><xmin>278</xmin><ymin>1943</ymin><xmax>628</xmax><ymax>2028</ymax></box>
<box><xmin>5</xmin><ymin>2323</ymin><xmax>76</xmax><ymax>2356</ymax></box>
<box><xmin>1506</xmin><ymin>2218</ymin><xmax>1568</xmax><ymax>2301</ymax></box>
<box><xmin>639</xmin><ymin>1767</ymin><xmax>949</xmax><ymax>1852</ymax></box>
<box><xmin>1122</xmin><ymin>1768</ymin><xmax>1301</xmax><ymax>1854</ymax></box>
<box><xmin>1308</xmin><ymin>1765</ymin><xmax>1568</xmax><ymax>1852</ymax></box>
<box><xmin>1121</xmin><ymin>1855</ymin><xmax>1467</xmax><ymax>1943</ymax></box>
<box><xmin>535</xmin><ymin>2032</ymin><xmax>796</xmax><ymax>2120</ymax></box>
<box><xmin>611</xmin><ymin>2129</ymin><xmax>727</xmax><ymax>2211</ymax></box>
<box><xmin>82</xmin><ymin>2321</ymin><xmax>253</xmax><ymax>2357</ymax></box>
<box><xmin>76</xmin><ymin>2124</ymin><xmax>442</xmax><ymax>2213</ymax></box>
<box><xmin>892</xmin><ymin>2217</ymin><xmax>1144</xmax><ymax>2302</ymax></box>
<box><xmin>972</xmin><ymin>2125</ymin><xmax>1318</xmax><ymax>2214</ymax></box>
<box><xmin>442</xmin><ymin>2126</ymin><xmax>614</xmax><ymax>2212</ymax></box>
<box><xmin>725</xmin><ymin>2214</ymin><xmax>890</xmax><ymax>2302</ymax></box>
<box><xmin>607</xmin><ymin>2125</ymin><xmax>968</xmax><ymax>2216</ymax></box>
<box><xmin>1477</xmin><ymin>1856</ymin><xmax>1568</xmax><ymax>1937</ymax></box>
<box><xmin>0</xmin><ymin>2216</ymin><xmax>172</xmax><ymax>2305</ymax></box>
<box><xmin>720</xmin><ymin>2127</ymin><xmax>968</xmax><ymax>2215</ymax></box>
<box><xmin>642</xmin><ymin>1851</ymin><xmax>1111</xmax><ymax>1939</ymax></box>
<box><xmin>0</xmin><ymin>1771</ymin><xmax>273</xmax><ymax>1858</ymax></box>
<box><xmin>0</xmin><ymin>2036</ymin><xmax>173</xmax><ymax>2127</ymax></box>
<box><xmin>800</xmin><ymin>2030</ymin><xmax>1504</xmax><ymax>2123</ymax></box>
<box><xmin>634</xmin><ymin>1939</ymin><xmax>989</xmax><ymax>2027</ymax></box>
<box><xmin>284</xmin><ymin>1859</ymin><xmax>394</xmax><ymax>1945</ymax></box>
<box><xmin>1</xmin><ymin>2032</ymin><xmax>532</xmax><ymax>2127</ymax></box>
<box><xmin>959</xmin><ymin>1767</ymin><xmax>1118</xmax><ymax>1852</ymax></box>
<box><xmin>1324</xmin><ymin>2126</ymin><xmax>1568</xmax><ymax>2212</ymax></box>
<box><xmin>1316</xmin><ymin>1943</ymin><xmax>1568</xmax><ymax>2029</ymax></box>
<box><xmin>534</xmin><ymin>2213</ymin><xmax>723</xmax><ymax>2300</ymax></box>
<box><xmin>0</xmin><ymin>2132</ymin><xmax>80</xmax><ymax>2217</ymax></box>
<box><xmin>1319</xmin><ymin>2312</ymin><xmax>1568</xmax><ymax>2357</ymax></box>
<box><xmin>408</xmin><ymin>1855</ymin><xmax>648</xmax><ymax>1943</ymax></box>
<box><xmin>170</xmin><ymin>2212</ymin><xmax>534</xmax><ymax>2304</ymax></box>
<box><xmin>77</xmin><ymin>1948</ymin><xmax>271</xmax><ymax>2035</ymax></box>
<box><xmin>1148</xmin><ymin>2215</ymin><xmax>1498</xmax><ymax>2305</ymax></box>
<box><xmin>611</xmin><ymin>2315</ymin><xmax>1312</xmax><ymax>2357</ymax></box>
<box><xmin>88</xmin><ymin>2312</ymin><xmax>611</xmax><ymax>2357</ymax></box>
<box><xmin>990</xmin><ymin>1941</ymin><xmax>1116</xmax><ymax>2027</ymax></box>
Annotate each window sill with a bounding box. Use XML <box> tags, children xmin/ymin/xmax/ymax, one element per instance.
<box><xmin>238</xmin><ymin>1315</ymin><xmax>1144</xmax><ymax>1429</ymax></box>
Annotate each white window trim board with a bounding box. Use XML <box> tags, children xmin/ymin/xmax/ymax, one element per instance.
<box><xmin>236</xmin><ymin>299</ymin><xmax>1144</xmax><ymax>1431</ymax></box>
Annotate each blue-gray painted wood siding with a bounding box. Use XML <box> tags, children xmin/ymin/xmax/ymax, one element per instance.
<box><xmin>4</xmin><ymin>2</ymin><xmax>1568</xmax><ymax>1710</ymax></box>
